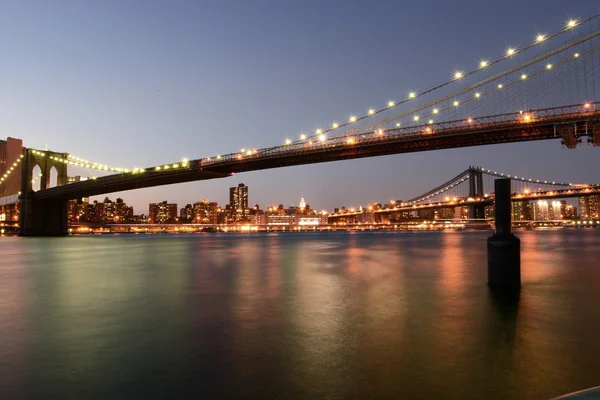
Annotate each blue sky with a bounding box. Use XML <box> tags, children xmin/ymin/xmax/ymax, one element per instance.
<box><xmin>1</xmin><ymin>0</ymin><xmax>599</xmax><ymax>213</ymax></box>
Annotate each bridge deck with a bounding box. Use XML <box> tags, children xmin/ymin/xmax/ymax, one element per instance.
<box><xmin>33</xmin><ymin>104</ymin><xmax>600</xmax><ymax>201</ymax></box>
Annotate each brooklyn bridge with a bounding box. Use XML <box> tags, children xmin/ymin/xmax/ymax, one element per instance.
<box><xmin>2</xmin><ymin>15</ymin><xmax>600</xmax><ymax>235</ymax></box>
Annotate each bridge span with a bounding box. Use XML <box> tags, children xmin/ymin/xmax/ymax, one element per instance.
<box><xmin>1</xmin><ymin>104</ymin><xmax>599</xmax><ymax>235</ymax></box>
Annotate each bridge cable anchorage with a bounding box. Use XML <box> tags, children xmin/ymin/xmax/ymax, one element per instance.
<box><xmin>288</xmin><ymin>15</ymin><xmax>599</xmax><ymax>145</ymax></box>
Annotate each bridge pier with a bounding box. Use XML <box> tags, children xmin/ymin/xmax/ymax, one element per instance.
<box><xmin>469</xmin><ymin>204</ymin><xmax>486</xmax><ymax>219</ymax></box>
<box><xmin>18</xmin><ymin>195</ymin><xmax>69</xmax><ymax>237</ymax></box>
<box><xmin>487</xmin><ymin>179</ymin><xmax>520</xmax><ymax>287</ymax></box>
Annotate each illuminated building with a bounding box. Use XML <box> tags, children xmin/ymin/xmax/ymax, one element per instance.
<box><xmin>193</xmin><ymin>199</ymin><xmax>219</xmax><ymax>224</ymax></box>
<box><xmin>149</xmin><ymin>201</ymin><xmax>178</xmax><ymax>224</ymax></box>
<box><xmin>531</xmin><ymin>200</ymin><xmax>563</xmax><ymax>221</ymax></box>
<box><xmin>0</xmin><ymin>137</ymin><xmax>23</xmax><ymax>196</ymax></box>
<box><xmin>454</xmin><ymin>206</ymin><xmax>469</xmax><ymax>220</ymax></box>
<box><xmin>180</xmin><ymin>204</ymin><xmax>193</xmax><ymax>222</ymax></box>
<box><xmin>229</xmin><ymin>183</ymin><xmax>248</xmax><ymax>221</ymax></box>
<box><xmin>579</xmin><ymin>195</ymin><xmax>600</xmax><ymax>219</ymax></box>
<box><xmin>562</xmin><ymin>203</ymin><xmax>577</xmax><ymax>219</ymax></box>
<box><xmin>512</xmin><ymin>201</ymin><xmax>532</xmax><ymax>221</ymax></box>
<box><xmin>435</xmin><ymin>207</ymin><xmax>455</xmax><ymax>219</ymax></box>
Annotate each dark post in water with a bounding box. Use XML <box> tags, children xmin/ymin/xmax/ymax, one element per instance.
<box><xmin>487</xmin><ymin>178</ymin><xmax>521</xmax><ymax>286</ymax></box>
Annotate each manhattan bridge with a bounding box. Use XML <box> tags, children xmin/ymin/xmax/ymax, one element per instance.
<box><xmin>2</xmin><ymin>16</ymin><xmax>600</xmax><ymax>235</ymax></box>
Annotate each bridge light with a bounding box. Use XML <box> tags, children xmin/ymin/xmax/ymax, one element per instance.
<box><xmin>432</xmin><ymin>108</ymin><xmax>439</xmax><ymax>114</ymax></box>
<box><xmin>316</xmin><ymin>129</ymin><xmax>322</xmax><ymax>134</ymax></box>
<box><xmin>479</xmin><ymin>60</ymin><xmax>488</xmax><ymax>68</ymax></box>
<box><xmin>319</xmin><ymin>134</ymin><xmax>326</xmax><ymax>142</ymax></box>
<box><xmin>217</xmin><ymin>155</ymin><xmax>221</xmax><ymax>159</ymax></box>
<box><xmin>413</xmin><ymin>115</ymin><xmax>419</xmax><ymax>121</ymax></box>
<box><xmin>497</xmin><ymin>84</ymin><xmax>503</xmax><ymax>89</ymax></box>
<box><xmin>388</xmin><ymin>101</ymin><xmax>395</xmax><ymax>107</ymax></box>
<box><xmin>506</xmin><ymin>47</ymin><xmax>516</xmax><ymax>57</ymax></box>
<box><xmin>428</xmin><ymin>119</ymin><xmax>434</xmax><ymax>124</ymax></box>
<box><xmin>155</xmin><ymin>166</ymin><xmax>162</xmax><ymax>171</ymax></box>
<box><xmin>521</xmin><ymin>74</ymin><xmax>527</xmax><ymax>80</ymax></box>
<box><xmin>574</xmin><ymin>53</ymin><xmax>580</xmax><ymax>58</ymax></box>
<box><xmin>377</xmin><ymin>129</ymin><xmax>384</xmax><ymax>135</ymax></box>
<box><xmin>546</xmin><ymin>63</ymin><xmax>553</xmax><ymax>70</ymax></box>
<box><xmin>467</xmin><ymin>118</ymin><xmax>473</xmax><ymax>123</ymax></box>
<box><xmin>535</xmin><ymin>34</ymin><xmax>546</xmax><ymax>43</ymax></box>
<box><xmin>396</xmin><ymin>123</ymin><xmax>400</xmax><ymax>127</ymax></box>
<box><xmin>453</xmin><ymin>100</ymin><xmax>459</xmax><ymax>107</ymax></box>
<box><xmin>285</xmin><ymin>139</ymin><xmax>292</xmax><ymax>145</ymax></box>
<box><xmin>300</xmin><ymin>134</ymin><xmax>307</xmax><ymax>140</ymax></box>
<box><xmin>475</xmin><ymin>92</ymin><xmax>481</xmax><ymax>98</ymax></box>
<box><xmin>347</xmin><ymin>138</ymin><xmax>355</xmax><ymax>144</ymax></box>
<box><xmin>408</xmin><ymin>92</ymin><xmax>416</xmax><ymax>99</ymax></box>
<box><xmin>454</xmin><ymin>71</ymin><xmax>463</xmax><ymax>80</ymax></box>
<box><xmin>567</xmin><ymin>19</ymin><xmax>578</xmax><ymax>29</ymax></box>
<box><xmin>332</xmin><ymin>122</ymin><xmax>339</xmax><ymax>129</ymax></box>
<box><xmin>349</xmin><ymin>115</ymin><xmax>357</xmax><ymax>122</ymax></box>
<box><xmin>584</xmin><ymin>102</ymin><xmax>591</xmax><ymax>109</ymax></box>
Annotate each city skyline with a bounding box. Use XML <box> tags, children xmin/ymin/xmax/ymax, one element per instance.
<box><xmin>2</xmin><ymin>1</ymin><xmax>600</xmax><ymax>213</ymax></box>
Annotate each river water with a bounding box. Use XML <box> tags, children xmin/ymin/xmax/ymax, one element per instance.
<box><xmin>0</xmin><ymin>230</ymin><xmax>599</xmax><ymax>399</ymax></box>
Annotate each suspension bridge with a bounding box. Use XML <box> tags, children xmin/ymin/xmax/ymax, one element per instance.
<box><xmin>2</xmin><ymin>15</ymin><xmax>600</xmax><ymax>235</ymax></box>
<box><xmin>327</xmin><ymin>165</ymin><xmax>600</xmax><ymax>223</ymax></box>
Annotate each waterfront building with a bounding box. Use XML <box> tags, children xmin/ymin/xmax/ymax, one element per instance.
<box><xmin>180</xmin><ymin>204</ymin><xmax>193</xmax><ymax>222</ymax></box>
<box><xmin>229</xmin><ymin>183</ymin><xmax>248</xmax><ymax>221</ymax></box>
<box><xmin>531</xmin><ymin>200</ymin><xmax>563</xmax><ymax>221</ymax></box>
<box><xmin>149</xmin><ymin>201</ymin><xmax>178</xmax><ymax>224</ymax></box>
<box><xmin>512</xmin><ymin>201</ymin><xmax>532</xmax><ymax>221</ymax></box>
<box><xmin>193</xmin><ymin>199</ymin><xmax>219</xmax><ymax>224</ymax></box>
<box><xmin>0</xmin><ymin>202</ymin><xmax>19</xmax><ymax>223</ymax></box>
<box><xmin>562</xmin><ymin>203</ymin><xmax>577</xmax><ymax>219</ymax></box>
<box><xmin>579</xmin><ymin>195</ymin><xmax>600</xmax><ymax>219</ymax></box>
<box><xmin>0</xmin><ymin>137</ymin><xmax>23</xmax><ymax>196</ymax></box>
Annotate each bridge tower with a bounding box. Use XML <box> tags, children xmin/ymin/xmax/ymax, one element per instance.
<box><xmin>468</xmin><ymin>166</ymin><xmax>485</xmax><ymax>219</ymax></box>
<box><xmin>19</xmin><ymin>148</ymin><xmax>70</xmax><ymax>236</ymax></box>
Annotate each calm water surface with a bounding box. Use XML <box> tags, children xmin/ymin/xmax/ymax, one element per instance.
<box><xmin>1</xmin><ymin>230</ymin><xmax>599</xmax><ymax>399</ymax></box>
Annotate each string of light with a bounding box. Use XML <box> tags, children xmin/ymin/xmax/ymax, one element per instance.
<box><xmin>288</xmin><ymin>16</ymin><xmax>596</xmax><ymax>144</ymax></box>
<box><xmin>0</xmin><ymin>154</ymin><xmax>24</xmax><ymax>186</ymax></box>
<box><xmin>394</xmin><ymin>46</ymin><xmax>599</xmax><ymax>133</ymax></box>
<box><xmin>348</xmin><ymin>32</ymin><xmax>600</xmax><ymax>134</ymax></box>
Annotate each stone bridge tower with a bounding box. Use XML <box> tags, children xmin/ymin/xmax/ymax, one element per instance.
<box><xmin>19</xmin><ymin>148</ymin><xmax>70</xmax><ymax>236</ymax></box>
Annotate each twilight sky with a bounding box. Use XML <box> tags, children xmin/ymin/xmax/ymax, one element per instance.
<box><xmin>1</xmin><ymin>0</ymin><xmax>599</xmax><ymax>213</ymax></box>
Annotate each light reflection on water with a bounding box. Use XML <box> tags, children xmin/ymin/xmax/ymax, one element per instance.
<box><xmin>0</xmin><ymin>230</ymin><xmax>599</xmax><ymax>399</ymax></box>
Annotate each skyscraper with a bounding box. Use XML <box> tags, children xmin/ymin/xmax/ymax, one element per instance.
<box><xmin>229</xmin><ymin>183</ymin><xmax>248</xmax><ymax>221</ymax></box>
